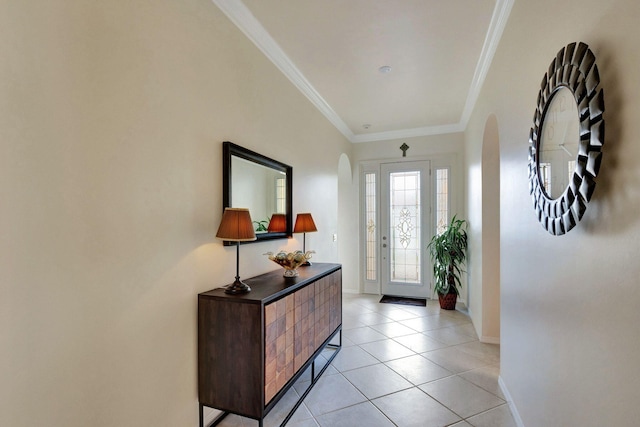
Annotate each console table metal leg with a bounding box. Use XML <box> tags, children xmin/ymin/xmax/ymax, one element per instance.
<box><xmin>280</xmin><ymin>329</ymin><xmax>342</xmax><ymax>427</ymax></box>
<box><xmin>200</xmin><ymin>405</ymin><xmax>229</xmax><ymax>427</ymax></box>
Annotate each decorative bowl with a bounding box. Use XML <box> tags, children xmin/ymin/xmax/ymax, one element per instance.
<box><xmin>265</xmin><ymin>250</ymin><xmax>314</xmax><ymax>277</ymax></box>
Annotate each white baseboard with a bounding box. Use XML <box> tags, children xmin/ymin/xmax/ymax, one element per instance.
<box><xmin>498</xmin><ymin>375</ymin><xmax>525</xmax><ymax>427</ymax></box>
<box><xmin>481</xmin><ymin>335</ymin><xmax>500</xmax><ymax>344</ymax></box>
<box><xmin>342</xmin><ymin>288</ymin><xmax>360</xmax><ymax>294</ymax></box>
<box><xmin>466</xmin><ymin>307</ymin><xmax>500</xmax><ymax>344</ymax></box>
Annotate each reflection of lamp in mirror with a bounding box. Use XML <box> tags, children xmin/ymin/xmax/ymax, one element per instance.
<box><xmin>294</xmin><ymin>213</ymin><xmax>317</xmax><ymax>266</ymax></box>
<box><xmin>216</xmin><ymin>208</ymin><xmax>256</xmax><ymax>294</ymax></box>
<box><xmin>267</xmin><ymin>213</ymin><xmax>287</xmax><ymax>233</ymax></box>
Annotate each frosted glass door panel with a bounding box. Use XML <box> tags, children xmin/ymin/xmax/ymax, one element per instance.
<box><xmin>380</xmin><ymin>161</ymin><xmax>431</xmax><ymax>298</ymax></box>
<box><xmin>389</xmin><ymin>172</ymin><xmax>421</xmax><ymax>283</ymax></box>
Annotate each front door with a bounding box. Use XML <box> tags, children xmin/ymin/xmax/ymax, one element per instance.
<box><xmin>380</xmin><ymin>161</ymin><xmax>432</xmax><ymax>298</ymax></box>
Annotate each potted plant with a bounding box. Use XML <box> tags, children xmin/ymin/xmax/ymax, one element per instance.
<box><xmin>427</xmin><ymin>216</ymin><xmax>468</xmax><ymax>310</ymax></box>
<box><xmin>253</xmin><ymin>218</ymin><xmax>269</xmax><ymax>232</ymax></box>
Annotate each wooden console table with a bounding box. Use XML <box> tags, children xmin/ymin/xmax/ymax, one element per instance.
<box><xmin>198</xmin><ymin>263</ymin><xmax>342</xmax><ymax>427</ymax></box>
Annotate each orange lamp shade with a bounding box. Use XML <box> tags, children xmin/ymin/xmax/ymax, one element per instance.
<box><xmin>216</xmin><ymin>208</ymin><xmax>257</xmax><ymax>241</ymax></box>
<box><xmin>267</xmin><ymin>213</ymin><xmax>287</xmax><ymax>232</ymax></box>
<box><xmin>294</xmin><ymin>213</ymin><xmax>317</xmax><ymax>233</ymax></box>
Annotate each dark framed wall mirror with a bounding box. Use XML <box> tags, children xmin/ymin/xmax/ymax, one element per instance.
<box><xmin>222</xmin><ymin>141</ymin><xmax>293</xmax><ymax>245</ymax></box>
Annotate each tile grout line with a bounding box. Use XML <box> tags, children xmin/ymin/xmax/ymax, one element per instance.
<box><xmin>234</xmin><ymin>295</ymin><xmax>510</xmax><ymax>427</ymax></box>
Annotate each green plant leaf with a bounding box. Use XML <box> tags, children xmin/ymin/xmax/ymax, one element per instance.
<box><xmin>427</xmin><ymin>215</ymin><xmax>468</xmax><ymax>296</ymax></box>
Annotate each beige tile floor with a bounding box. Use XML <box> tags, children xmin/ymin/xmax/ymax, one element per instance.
<box><xmin>215</xmin><ymin>293</ymin><xmax>516</xmax><ymax>427</ymax></box>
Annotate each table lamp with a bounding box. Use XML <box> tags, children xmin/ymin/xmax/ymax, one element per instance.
<box><xmin>216</xmin><ymin>207</ymin><xmax>256</xmax><ymax>294</ymax></box>
<box><xmin>294</xmin><ymin>213</ymin><xmax>317</xmax><ymax>266</ymax></box>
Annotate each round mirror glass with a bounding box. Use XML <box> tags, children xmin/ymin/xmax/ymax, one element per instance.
<box><xmin>538</xmin><ymin>86</ymin><xmax>580</xmax><ymax>199</ymax></box>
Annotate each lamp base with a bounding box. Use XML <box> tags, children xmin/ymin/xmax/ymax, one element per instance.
<box><xmin>225</xmin><ymin>278</ymin><xmax>251</xmax><ymax>295</ymax></box>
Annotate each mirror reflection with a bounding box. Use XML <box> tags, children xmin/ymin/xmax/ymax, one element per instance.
<box><xmin>538</xmin><ymin>86</ymin><xmax>580</xmax><ymax>199</ymax></box>
<box><xmin>231</xmin><ymin>156</ymin><xmax>287</xmax><ymax>233</ymax></box>
<box><xmin>222</xmin><ymin>141</ymin><xmax>293</xmax><ymax>244</ymax></box>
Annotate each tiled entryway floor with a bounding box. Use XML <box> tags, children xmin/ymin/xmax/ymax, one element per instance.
<box><xmin>216</xmin><ymin>293</ymin><xmax>516</xmax><ymax>427</ymax></box>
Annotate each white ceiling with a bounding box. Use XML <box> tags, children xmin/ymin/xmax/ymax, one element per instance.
<box><xmin>212</xmin><ymin>0</ymin><xmax>513</xmax><ymax>143</ymax></box>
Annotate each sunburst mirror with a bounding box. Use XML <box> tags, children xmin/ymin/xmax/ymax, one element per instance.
<box><xmin>528</xmin><ymin>42</ymin><xmax>605</xmax><ymax>235</ymax></box>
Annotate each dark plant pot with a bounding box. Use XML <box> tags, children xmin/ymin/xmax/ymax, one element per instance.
<box><xmin>438</xmin><ymin>292</ymin><xmax>457</xmax><ymax>310</ymax></box>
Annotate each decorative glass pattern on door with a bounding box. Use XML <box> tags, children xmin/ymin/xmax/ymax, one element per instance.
<box><xmin>436</xmin><ymin>168</ymin><xmax>450</xmax><ymax>235</ymax></box>
<box><xmin>365</xmin><ymin>173</ymin><xmax>377</xmax><ymax>281</ymax></box>
<box><xmin>389</xmin><ymin>171</ymin><xmax>420</xmax><ymax>283</ymax></box>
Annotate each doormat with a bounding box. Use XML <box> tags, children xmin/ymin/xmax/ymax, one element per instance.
<box><xmin>379</xmin><ymin>295</ymin><xmax>427</xmax><ymax>307</ymax></box>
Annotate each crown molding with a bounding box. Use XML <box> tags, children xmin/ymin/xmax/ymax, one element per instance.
<box><xmin>459</xmin><ymin>0</ymin><xmax>515</xmax><ymax>128</ymax></box>
<box><xmin>211</xmin><ymin>0</ymin><xmax>355</xmax><ymax>141</ymax></box>
<box><xmin>351</xmin><ymin>123</ymin><xmax>465</xmax><ymax>143</ymax></box>
<box><xmin>212</xmin><ymin>0</ymin><xmax>513</xmax><ymax>143</ymax></box>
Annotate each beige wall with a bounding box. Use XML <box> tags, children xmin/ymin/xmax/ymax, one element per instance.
<box><xmin>0</xmin><ymin>1</ymin><xmax>351</xmax><ymax>426</ymax></box>
<box><xmin>466</xmin><ymin>0</ymin><xmax>640</xmax><ymax>425</ymax></box>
